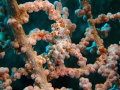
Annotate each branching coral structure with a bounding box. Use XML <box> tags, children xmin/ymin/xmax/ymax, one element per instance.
<box><xmin>0</xmin><ymin>0</ymin><xmax>120</xmax><ymax>90</ymax></box>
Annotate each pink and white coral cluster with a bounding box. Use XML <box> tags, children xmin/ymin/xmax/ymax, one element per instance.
<box><xmin>0</xmin><ymin>0</ymin><xmax>120</xmax><ymax>90</ymax></box>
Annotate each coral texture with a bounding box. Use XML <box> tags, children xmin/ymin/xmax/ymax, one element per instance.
<box><xmin>0</xmin><ymin>0</ymin><xmax>120</xmax><ymax>90</ymax></box>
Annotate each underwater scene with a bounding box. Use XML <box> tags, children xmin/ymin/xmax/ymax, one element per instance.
<box><xmin>0</xmin><ymin>0</ymin><xmax>120</xmax><ymax>90</ymax></box>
